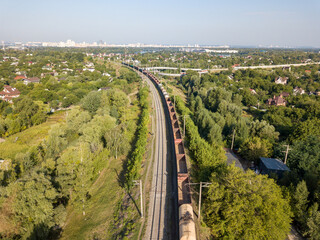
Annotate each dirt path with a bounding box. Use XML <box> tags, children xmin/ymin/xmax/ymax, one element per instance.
<box><xmin>127</xmin><ymin>90</ymin><xmax>139</xmax><ymax>104</ymax></box>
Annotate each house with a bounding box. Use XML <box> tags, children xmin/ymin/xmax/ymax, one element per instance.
<box><xmin>282</xmin><ymin>66</ymin><xmax>291</xmax><ymax>71</ymax></box>
<box><xmin>250</xmin><ymin>89</ymin><xmax>257</xmax><ymax>95</ymax></box>
<box><xmin>266</xmin><ymin>94</ymin><xmax>286</xmax><ymax>106</ymax></box>
<box><xmin>23</xmin><ymin>77</ymin><xmax>40</xmax><ymax>85</ymax></box>
<box><xmin>102</xmin><ymin>72</ymin><xmax>111</xmax><ymax>77</ymax></box>
<box><xmin>41</xmin><ymin>71</ymin><xmax>58</xmax><ymax>78</ymax></box>
<box><xmin>275</xmin><ymin>77</ymin><xmax>288</xmax><ymax>85</ymax></box>
<box><xmin>42</xmin><ymin>65</ymin><xmax>52</xmax><ymax>71</ymax></box>
<box><xmin>228</xmin><ymin>74</ymin><xmax>234</xmax><ymax>80</ymax></box>
<box><xmin>83</xmin><ymin>68</ymin><xmax>95</xmax><ymax>72</ymax></box>
<box><xmin>280</xmin><ymin>92</ymin><xmax>290</xmax><ymax>98</ymax></box>
<box><xmin>0</xmin><ymin>85</ymin><xmax>20</xmax><ymax>102</ymax></box>
<box><xmin>14</xmin><ymin>75</ymin><xmax>26</xmax><ymax>80</ymax></box>
<box><xmin>293</xmin><ymin>87</ymin><xmax>305</xmax><ymax>95</ymax></box>
<box><xmin>98</xmin><ymin>87</ymin><xmax>111</xmax><ymax>91</ymax></box>
<box><xmin>259</xmin><ymin>157</ymin><xmax>290</xmax><ymax>178</ymax></box>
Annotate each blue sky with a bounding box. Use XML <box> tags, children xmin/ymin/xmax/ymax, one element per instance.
<box><xmin>1</xmin><ymin>0</ymin><xmax>320</xmax><ymax>47</ymax></box>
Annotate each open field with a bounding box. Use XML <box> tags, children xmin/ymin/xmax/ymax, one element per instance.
<box><xmin>60</xmin><ymin>157</ymin><xmax>124</xmax><ymax>240</ymax></box>
<box><xmin>61</xmin><ymin>85</ymin><xmax>144</xmax><ymax>239</ymax></box>
<box><xmin>0</xmin><ymin>111</ymin><xmax>66</xmax><ymax>160</ymax></box>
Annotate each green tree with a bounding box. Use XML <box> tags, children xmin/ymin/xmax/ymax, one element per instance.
<box><xmin>204</xmin><ymin>165</ymin><xmax>292</xmax><ymax>240</ymax></box>
<box><xmin>305</xmin><ymin>203</ymin><xmax>320</xmax><ymax>240</ymax></box>
<box><xmin>249</xmin><ymin>120</ymin><xmax>279</xmax><ymax>142</ymax></box>
<box><xmin>72</xmin><ymin>142</ymin><xmax>92</xmax><ymax>216</ymax></box>
<box><xmin>62</xmin><ymin>93</ymin><xmax>79</xmax><ymax>108</ymax></box>
<box><xmin>44</xmin><ymin>124</ymin><xmax>67</xmax><ymax>159</ymax></box>
<box><xmin>291</xmin><ymin>119</ymin><xmax>320</xmax><ymax>142</ymax></box>
<box><xmin>80</xmin><ymin>115</ymin><xmax>116</xmax><ymax>152</ymax></box>
<box><xmin>56</xmin><ymin>146</ymin><xmax>78</xmax><ymax>198</ymax></box>
<box><xmin>240</xmin><ymin>136</ymin><xmax>272</xmax><ymax>163</ymax></box>
<box><xmin>287</xmin><ymin>135</ymin><xmax>320</xmax><ymax>204</ymax></box>
<box><xmin>291</xmin><ymin>180</ymin><xmax>309</xmax><ymax>227</ymax></box>
<box><xmin>11</xmin><ymin>169</ymin><xmax>58</xmax><ymax>239</ymax></box>
<box><xmin>81</xmin><ymin>91</ymin><xmax>101</xmax><ymax>114</ymax></box>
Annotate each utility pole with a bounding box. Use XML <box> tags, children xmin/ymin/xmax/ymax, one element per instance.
<box><xmin>231</xmin><ymin>129</ymin><xmax>236</xmax><ymax>150</ymax></box>
<box><xmin>282</xmin><ymin>145</ymin><xmax>291</xmax><ymax>164</ymax></box>
<box><xmin>187</xmin><ymin>182</ymin><xmax>212</xmax><ymax>222</ymax></box>
<box><xmin>183</xmin><ymin>115</ymin><xmax>189</xmax><ymax>137</ymax></box>
<box><xmin>133</xmin><ymin>180</ymin><xmax>143</xmax><ymax>218</ymax></box>
<box><xmin>198</xmin><ymin>182</ymin><xmax>211</xmax><ymax>222</ymax></box>
<box><xmin>184</xmin><ymin>115</ymin><xmax>186</xmax><ymax>137</ymax></box>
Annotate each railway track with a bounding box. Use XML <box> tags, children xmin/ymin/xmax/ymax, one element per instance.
<box><xmin>145</xmin><ymin>73</ymin><xmax>168</xmax><ymax>239</ymax></box>
<box><xmin>125</xmin><ymin>63</ymin><xmax>195</xmax><ymax>240</ymax></box>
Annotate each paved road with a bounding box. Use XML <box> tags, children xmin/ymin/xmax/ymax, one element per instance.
<box><xmin>139</xmin><ymin>72</ymin><xmax>169</xmax><ymax>239</ymax></box>
<box><xmin>233</xmin><ymin>62</ymin><xmax>320</xmax><ymax>70</ymax></box>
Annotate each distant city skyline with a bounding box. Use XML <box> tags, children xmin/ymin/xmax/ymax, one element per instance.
<box><xmin>1</xmin><ymin>0</ymin><xmax>320</xmax><ymax>48</ymax></box>
<box><xmin>3</xmin><ymin>39</ymin><xmax>318</xmax><ymax>50</ymax></box>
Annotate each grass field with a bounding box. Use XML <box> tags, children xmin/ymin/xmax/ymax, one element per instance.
<box><xmin>60</xmin><ymin>84</ymin><xmax>143</xmax><ymax>239</ymax></box>
<box><xmin>166</xmin><ymin>81</ymin><xmax>187</xmax><ymax>102</ymax></box>
<box><xmin>0</xmin><ymin>111</ymin><xmax>66</xmax><ymax>160</ymax></box>
<box><xmin>60</xmin><ymin>157</ymin><xmax>125</xmax><ymax>240</ymax></box>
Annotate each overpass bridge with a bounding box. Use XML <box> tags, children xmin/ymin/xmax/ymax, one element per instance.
<box><xmin>145</xmin><ymin>66</ymin><xmax>203</xmax><ymax>72</ymax></box>
<box><xmin>144</xmin><ymin>66</ymin><xmax>208</xmax><ymax>77</ymax></box>
<box><xmin>233</xmin><ymin>62</ymin><xmax>320</xmax><ymax>70</ymax></box>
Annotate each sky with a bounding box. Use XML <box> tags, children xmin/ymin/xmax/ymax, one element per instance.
<box><xmin>1</xmin><ymin>0</ymin><xmax>320</xmax><ymax>47</ymax></box>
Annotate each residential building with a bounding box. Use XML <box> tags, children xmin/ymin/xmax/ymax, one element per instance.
<box><xmin>23</xmin><ymin>77</ymin><xmax>40</xmax><ymax>85</ymax></box>
<box><xmin>14</xmin><ymin>75</ymin><xmax>26</xmax><ymax>80</ymax></box>
<box><xmin>275</xmin><ymin>77</ymin><xmax>288</xmax><ymax>85</ymax></box>
<box><xmin>293</xmin><ymin>87</ymin><xmax>305</xmax><ymax>95</ymax></box>
<box><xmin>266</xmin><ymin>94</ymin><xmax>286</xmax><ymax>106</ymax></box>
<box><xmin>41</xmin><ymin>72</ymin><xmax>58</xmax><ymax>78</ymax></box>
<box><xmin>0</xmin><ymin>85</ymin><xmax>20</xmax><ymax>102</ymax></box>
<box><xmin>98</xmin><ymin>87</ymin><xmax>111</xmax><ymax>91</ymax></box>
<box><xmin>259</xmin><ymin>157</ymin><xmax>290</xmax><ymax>178</ymax></box>
<box><xmin>280</xmin><ymin>92</ymin><xmax>290</xmax><ymax>98</ymax></box>
<box><xmin>250</xmin><ymin>89</ymin><xmax>257</xmax><ymax>95</ymax></box>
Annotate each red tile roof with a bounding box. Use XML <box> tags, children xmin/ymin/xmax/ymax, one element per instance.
<box><xmin>14</xmin><ymin>75</ymin><xmax>25</xmax><ymax>80</ymax></box>
<box><xmin>0</xmin><ymin>85</ymin><xmax>20</xmax><ymax>96</ymax></box>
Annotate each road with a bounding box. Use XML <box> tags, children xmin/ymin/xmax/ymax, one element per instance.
<box><xmin>233</xmin><ymin>62</ymin><xmax>320</xmax><ymax>70</ymax></box>
<box><xmin>144</xmin><ymin>61</ymin><xmax>320</xmax><ymax>74</ymax></box>
<box><xmin>135</xmin><ymin>71</ymin><xmax>175</xmax><ymax>239</ymax></box>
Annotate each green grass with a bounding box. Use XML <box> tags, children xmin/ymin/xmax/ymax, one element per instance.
<box><xmin>61</xmin><ymin>86</ymin><xmax>142</xmax><ymax>240</ymax></box>
<box><xmin>0</xmin><ymin>111</ymin><xmax>66</xmax><ymax>160</ymax></box>
<box><xmin>60</xmin><ymin>157</ymin><xmax>124</xmax><ymax>240</ymax></box>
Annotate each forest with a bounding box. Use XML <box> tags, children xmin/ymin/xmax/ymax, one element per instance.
<box><xmin>171</xmin><ymin>53</ymin><xmax>320</xmax><ymax>239</ymax></box>
<box><xmin>0</xmin><ymin>49</ymin><xmax>148</xmax><ymax>239</ymax></box>
<box><xmin>1</xmin><ymin>48</ymin><xmax>320</xmax><ymax>239</ymax></box>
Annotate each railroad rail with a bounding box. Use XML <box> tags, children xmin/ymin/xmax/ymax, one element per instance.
<box><xmin>123</xmin><ymin>63</ymin><xmax>196</xmax><ymax>240</ymax></box>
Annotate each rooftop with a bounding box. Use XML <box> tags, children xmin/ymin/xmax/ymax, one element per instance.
<box><xmin>260</xmin><ymin>157</ymin><xmax>290</xmax><ymax>171</ymax></box>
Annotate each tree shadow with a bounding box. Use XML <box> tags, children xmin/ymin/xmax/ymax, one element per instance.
<box><xmin>114</xmin><ymin>168</ymin><xmax>141</xmax><ymax>217</ymax></box>
<box><xmin>27</xmin><ymin>223</ymin><xmax>62</xmax><ymax>240</ymax></box>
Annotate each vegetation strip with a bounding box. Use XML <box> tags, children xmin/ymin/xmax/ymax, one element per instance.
<box><xmin>125</xmin><ymin>86</ymin><xmax>150</xmax><ymax>188</ymax></box>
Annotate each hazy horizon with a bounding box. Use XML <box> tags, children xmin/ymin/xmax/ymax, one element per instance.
<box><xmin>1</xmin><ymin>0</ymin><xmax>320</xmax><ymax>48</ymax></box>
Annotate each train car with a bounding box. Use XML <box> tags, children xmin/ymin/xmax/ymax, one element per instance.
<box><xmin>179</xmin><ymin>204</ymin><xmax>196</xmax><ymax>240</ymax></box>
<box><xmin>124</xmin><ymin>63</ymin><xmax>197</xmax><ymax>240</ymax></box>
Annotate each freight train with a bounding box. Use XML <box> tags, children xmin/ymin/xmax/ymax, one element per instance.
<box><xmin>123</xmin><ymin>63</ymin><xmax>196</xmax><ymax>240</ymax></box>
